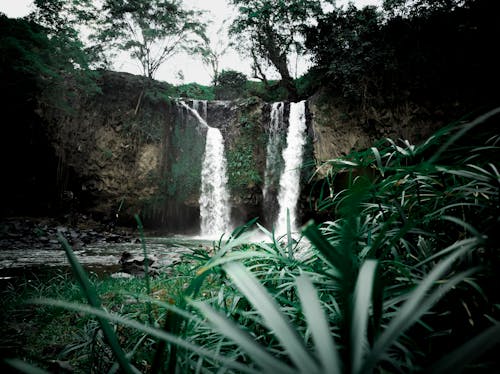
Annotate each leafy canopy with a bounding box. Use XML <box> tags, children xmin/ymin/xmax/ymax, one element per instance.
<box><xmin>229</xmin><ymin>0</ymin><xmax>322</xmax><ymax>100</ymax></box>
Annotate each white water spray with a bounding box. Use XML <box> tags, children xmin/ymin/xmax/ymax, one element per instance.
<box><xmin>275</xmin><ymin>100</ymin><xmax>307</xmax><ymax>235</ymax></box>
<box><xmin>192</xmin><ymin>99</ymin><xmax>208</xmax><ymax>121</ymax></box>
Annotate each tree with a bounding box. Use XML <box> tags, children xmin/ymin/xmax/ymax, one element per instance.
<box><xmin>92</xmin><ymin>0</ymin><xmax>206</xmax><ymax>79</ymax></box>
<box><xmin>214</xmin><ymin>69</ymin><xmax>247</xmax><ymax>100</ymax></box>
<box><xmin>382</xmin><ymin>0</ymin><xmax>474</xmax><ymax>17</ymax></box>
<box><xmin>24</xmin><ymin>0</ymin><xmax>99</xmax><ymax>101</ymax></box>
<box><xmin>229</xmin><ymin>0</ymin><xmax>322</xmax><ymax>101</ymax></box>
<box><xmin>196</xmin><ymin>24</ymin><xmax>230</xmax><ymax>86</ymax></box>
<box><xmin>304</xmin><ymin>4</ymin><xmax>388</xmax><ymax>104</ymax></box>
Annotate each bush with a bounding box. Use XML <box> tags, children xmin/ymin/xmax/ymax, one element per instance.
<box><xmin>214</xmin><ymin>69</ymin><xmax>247</xmax><ymax>100</ymax></box>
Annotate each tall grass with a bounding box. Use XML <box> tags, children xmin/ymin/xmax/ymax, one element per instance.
<box><xmin>6</xmin><ymin>108</ymin><xmax>500</xmax><ymax>372</ymax></box>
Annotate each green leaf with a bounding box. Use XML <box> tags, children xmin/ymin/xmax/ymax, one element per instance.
<box><xmin>360</xmin><ymin>240</ymin><xmax>478</xmax><ymax>373</ymax></box>
<box><xmin>428</xmin><ymin>323</ymin><xmax>500</xmax><ymax>373</ymax></box>
<box><xmin>30</xmin><ymin>298</ymin><xmax>258</xmax><ymax>374</ymax></box>
<box><xmin>57</xmin><ymin>234</ymin><xmax>139</xmax><ymax>374</ymax></box>
<box><xmin>4</xmin><ymin>359</ymin><xmax>50</xmax><ymax>374</ymax></box>
<box><xmin>296</xmin><ymin>274</ymin><xmax>342</xmax><ymax>373</ymax></box>
<box><xmin>224</xmin><ymin>262</ymin><xmax>321</xmax><ymax>373</ymax></box>
<box><xmin>351</xmin><ymin>260</ymin><xmax>378</xmax><ymax>374</ymax></box>
<box><xmin>191</xmin><ymin>300</ymin><xmax>295</xmax><ymax>373</ymax></box>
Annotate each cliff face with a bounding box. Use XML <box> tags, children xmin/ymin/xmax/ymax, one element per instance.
<box><xmin>309</xmin><ymin>91</ymin><xmax>442</xmax><ymax>170</ymax></box>
<box><xmin>10</xmin><ymin>70</ymin><xmax>446</xmax><ymax>231</ymax></box>
<box><xmin>39</xmin><ymin>71</ymin><xmax>170</xmax><ymax>225</ymax></box>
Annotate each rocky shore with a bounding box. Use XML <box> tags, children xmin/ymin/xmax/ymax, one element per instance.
<box><xmin>0</xmin><ymin>215</ymin><xmax>136</xmax><ymax>252</ymax></box>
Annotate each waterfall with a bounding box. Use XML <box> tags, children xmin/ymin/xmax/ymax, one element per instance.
<box><xmin>178</xmin><ymin>100</ymin><xmax>231</xmax><ymax>237</ymax></box>
<box><xmin>262</xmin><ymin>102</ymin><xmax>287</xmax><ymax>227</ymax></box>
<box><xmin>263</xmin><ymin>102</ymin><xmax>285</xmax><ymax>200</ymax></box>
<box><xmin>199</xmin><ymin>127</ymin><xmax>231</xmax><ymax>237</ymax></box>
<box><xmin>192</xmin><ymin>100</ymin><xmax>208</xmax><ymax>121</ymax></box>
<box><xmin>275</xmin><ymin>100</ymin><xmax>307</xmax><ymax>235</ymax></box>
<box><xmin>178</xmin><ymin>100</ymin><xmax>208</xmax><ymax>128</ymax></box>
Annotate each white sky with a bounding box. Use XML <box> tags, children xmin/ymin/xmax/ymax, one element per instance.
<box><xmin>1</xmin><ymin>0</ymin><xmax>382</xmax><ymax>85</ymax></box>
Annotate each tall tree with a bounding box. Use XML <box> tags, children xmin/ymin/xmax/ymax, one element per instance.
<box><xmin>26</xmin><ymin>0</ymin><xmax>99</xmax><ymax>100</ymax></box>
<box><xmin>229</xmin><ymin>0</ymin><xmax>322</xmax><ymax>101</ymax></box>
<box><xmin>198</xmin><ymin>24</ymin><xmax>231</xmax><ymax>86</ymax></box>
<box><xmin>92</xmin><ymin>0</ymin><xmax>206</xmax><ymax>79</ymax></box>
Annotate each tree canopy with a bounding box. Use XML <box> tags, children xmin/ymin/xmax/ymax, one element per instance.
<box><xmin>229</xmin><ymin>0</ymin><xmax>322</xmax><ymax>101</ymax></box>
<box><xmin>91</xmin><ymin>0</ymin><xmax>207</xmax><ymax>79</ymax></box>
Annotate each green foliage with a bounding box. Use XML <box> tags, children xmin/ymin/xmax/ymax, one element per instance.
<box><xmin>229</xmin><ymin>0</ymin><xmax>322</xmax><ymax>100</ymax></box>
<box><xmin>6</xmin><ymin>110</ymin><xmax>500</xmax><ymax>372</ymax></box>
<box><xmin>245</xmin><ymin>79</ymin><xmax>289</xmax><ymax>102</ymax></box>
<box><xmin>304</xmin><ymin>4</ymin><xmax>389</xmax><ymax>103</ymax></box>
<box><xmin>175</xmin><ymin>82</ymin><xmax>214</xmax><ymax>100</ymax></box>
<box><xmin>0</xmin><ymin>14</ymin><xmax>98</xmax><ymax>107</ymax></box>
<box><xmin>304</xmin><ymin>0</ymin><xmax>500</xmax><ymax>109</ymax></box>
<box><xmin>226</xmin><ymin>112</ymin><xmax>265</xmax><ymax>194</ymax></box>
<box><xmin>214</xmin><ymin>69</ymin><xmax>247</xmax><ymax>100</ymax></box>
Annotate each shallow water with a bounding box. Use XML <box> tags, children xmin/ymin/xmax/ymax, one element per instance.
<box><xmin>0</xmin><ymin>236</ymin><xmax>214</xmax><ymax>278</ymax></box>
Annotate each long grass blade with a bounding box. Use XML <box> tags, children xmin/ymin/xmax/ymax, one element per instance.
<box><xmin>429</xmin><ymin>107</ymin><xmax>500</xmax><ymax>163</ymax></box>
<box><xmin>296</xmin><ymin>274</ymin><xmax>342</xmax><ymax>373</ymax></box>
<box><xmin>371</xmin><ymin>147</ymin><xmax>384</xmax><ymax>177</ymax></box>
<box><xmin>429</xmin><ymin>323</ymin><xmax>500</xmax><ymax>373</ymax></box>
<box><xmin>287</xmin><ymin>209</ymin><xmax>293</xmax><ymax>258</ymax></box>
<box><xmin>191</xmin><ymin>300</ymin><xmax>296</xmax><ymax>374</ymax></box>
<box><xmin>4</xmin><ymin>359</ymin><xmax>50</xmax><ymax>374</ymax></box>
<box><xmin>224</xmin><ymin>262</ymin><xmax>321</xmax><ymax>373</ymax></box>
<box><xmin>58</xmin><ymin>234</ymin><xmax>139</xmax><ymax>374</ymax></box>
<box><xmin>30</xmin><ymin>298</ymin><xmax>260</xmax><ymax>374</ymax></box>
<box><xmin>302</xmin><ymin>220</ymin><xmax>348</xmax><ymax>280</ymax></box>
<box><xmin>351</xmin><ymin>260</ymin><xmax>378</xmax><ymax>374</ymax></box>
<box><xmin>134</xmin><ymin>214</ymin><xmax>153</xmax><ymax>325</ymax></box>
<box><xmin>360</xmin><ymin>241</ymin><xmax>476</xmax><ymax>372</ymax></box>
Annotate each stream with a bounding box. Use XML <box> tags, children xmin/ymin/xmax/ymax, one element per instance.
<box><xmin>0</xmin><ymin>219</ymin><xmax>215</xmax><ymax>280</ymax></box>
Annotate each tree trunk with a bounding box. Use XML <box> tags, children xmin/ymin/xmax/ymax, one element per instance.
<box><xmin>259</xmin><ymin>27</ymin><xmax>299</xmax><ymax>101</ymax></box>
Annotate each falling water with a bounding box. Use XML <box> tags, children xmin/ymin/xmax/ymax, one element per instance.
<box><xmin>199</xmin><ymin>127</ymin><xmax>231</xmax><ymax>237</ymax></box>
<box><xmin>178</xmin><ymin>100</ymin><xmax>208</xmax><ymax>128</ymax></box>
<box><xmin>275</xmin><ymin>100</ymin><xmax>307</xmax><ymax>235</ymax></box>
<box><xmin>263</xmin><ymin>102</ymin><xmax>285</xmax><ymax>200</ymax></box>
<box><xmin>178</xmin><ymin>100</ymin><xmax>231</xmax><ymax>237</ymax></box>
<box><xmin>192</xmin><ymin>100</ymin><xmax>208</xmax><ymax>121</ymax></box>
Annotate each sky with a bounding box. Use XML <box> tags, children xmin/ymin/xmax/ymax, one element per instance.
<box><xmin>0</xmin><ymin>0</ymin><xmax>382</xmax><ymax>85</ymax></box>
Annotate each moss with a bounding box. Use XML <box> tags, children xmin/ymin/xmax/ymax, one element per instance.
<box><xmin>226</xmin><ymin>109</ymin><xmax>266</xmax><ymax>195</ymax></box>
<box><xmin>165</xmin><ymin>113</ymin><xmax>205</xmax><ymax>202</ymax></box>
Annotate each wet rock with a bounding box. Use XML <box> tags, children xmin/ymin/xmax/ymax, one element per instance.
<box><xmin>111</xmin><ymin>272</ymin><xmax>134</xmax><ymax>279</ymax></box>
<box><xmin>119</xmin><ymin>251</ymin><xmax>159</xmax><ymax>277</ymax></box>
<box><xmin>0</xmin><ymin>217</ymin><xmax>135</xmax><ymax>254</ymax></box>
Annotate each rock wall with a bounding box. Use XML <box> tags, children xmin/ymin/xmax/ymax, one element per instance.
<box><xmin>309</xmin><ymin>91</ymin><xmax>444</xmax><ymax>170</ymax></box>
<box><xmin>39</xmin><ymin>71</ymin><xmax>171</xmax><ymax>225</ymax></box>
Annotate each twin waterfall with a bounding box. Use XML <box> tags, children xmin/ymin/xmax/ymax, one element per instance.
<box><xmin>182</xmin><ymin>100</ymin><xmax>307</xmax><ymax>238</ymax></box>
<box><xmin>274</xmin><ymin>101</ymin><xmax>307</xmax><ymax>235</ymax></box>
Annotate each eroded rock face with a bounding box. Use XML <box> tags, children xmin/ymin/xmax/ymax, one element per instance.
<box><xmin>308</xmin><ymin>91</ymin><xmax>443</xmax><ymax>175</ymax></box>
<box><xmin>37</xmin><ymin>73</ymin><xmax>272</xmax><ymax>231</ymax></box>
<box><xmin>39</xmin><ymin>71</ymin><xmax>171</xmax><ymax>225</ymax></box>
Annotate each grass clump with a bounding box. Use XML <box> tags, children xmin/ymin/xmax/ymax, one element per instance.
<box><xmin>3</xmin><ymin>108</ymin><xmax>500</xmax><ymax>373</ymax></box>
